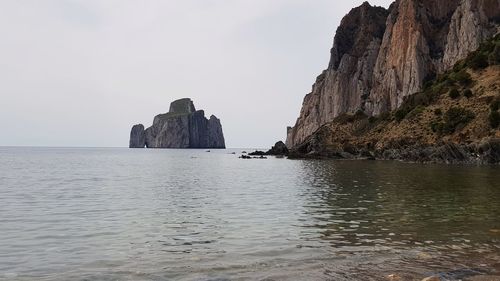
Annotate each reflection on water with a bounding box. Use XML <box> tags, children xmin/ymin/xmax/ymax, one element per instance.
<box><xmin>0</xmin><ymin>147</ymin><xmax>499</xmax><ymax>281</ymax></box>
<box><xmin>297</xmin><ymin>160</ymin><xmax>500</xmax><ymax>280</ymax></box>
<box><xmin>299</xmin><ymin>160</ymin><xmax>500</xmax><ymax>245</ymax></box>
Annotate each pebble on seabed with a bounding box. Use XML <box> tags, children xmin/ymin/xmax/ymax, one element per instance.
<box><xmin>387</xmin><ymin>273</ymin><xmax>402</xmax><ymax>280</ymax></box>
<box><xmin>421</xmin><ymin>276</ymin><xmax>441</xmax><ymax>281</ymax></box>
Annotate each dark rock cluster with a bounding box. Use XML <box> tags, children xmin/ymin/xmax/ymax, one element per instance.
<box><xmin>248</xmin><ymin>141</ymin><xmax>289</xmax><ymax>157</ymax></box>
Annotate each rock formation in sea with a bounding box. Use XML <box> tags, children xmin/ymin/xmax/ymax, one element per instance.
<box><xmin>248</xmin><ymin>141</ymin><xmax>289</xmax><ymax>157</ymax></box>
<box><xmin>286</xmin><ymin>0</ymin><xmax>500</xmax><ymax>149</ymax></box>
<box><xmin>129</xmin><ymin>98</ymin><xmax>225</xmax><ymax>149</ymax></box>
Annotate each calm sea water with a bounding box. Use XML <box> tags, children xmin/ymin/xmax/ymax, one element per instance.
<box><xmin>0</xmin><ymin>147</ymin><xmax>499</xmax><ymax>281</ymax></box>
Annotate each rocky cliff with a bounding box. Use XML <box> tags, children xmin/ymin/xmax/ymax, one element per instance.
<box><xmin>287</xmin><ymin>0</ymin><xmax>500</xmax><ymax>148</ymax></box>
<box><xmin>129</xmin><ymin>98</ymin><xmax>225</xmax><ymax>149</ymax></box>
<box><xmin>289</xmin><ymin>34</ymin><xmax>500</xmax><ymax>164</ymax></box>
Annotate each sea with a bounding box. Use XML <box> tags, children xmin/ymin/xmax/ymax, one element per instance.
<box><xmin>0</xmin><ymin>147</ymin><xmax>499</xmax><ymax>280</ymax></box>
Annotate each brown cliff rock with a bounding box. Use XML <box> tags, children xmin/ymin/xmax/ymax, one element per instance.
<box><xmin>288</xmin><ymin>34</ymin><xmax>500</xmax><ymax>164</ymax></box>
<box><xmin>287</xmin><ymin>0</ymin><xmax>500</xmax><ymax>149</ymax></box>
<box><xmin>286</xmin><ymin>2</ymin><xmax>389</xmax><ymax>147</ymax></box>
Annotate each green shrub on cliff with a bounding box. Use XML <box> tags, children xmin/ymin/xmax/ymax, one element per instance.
<box><xmin>449</xmin><ymin>70</ymin><xmax>472</xmax><ymax>85</ymax></box>
<box><xmin>463</xmin><ymin>89</ymin><xmax>473</xmax><ymax>98</ymax></box>
<box><xmin>468</xmin><ymin>53</ymin><xmax>489</xmax><ymax>70</ymax></box>
<box><xmin>431</xmin><ymin>107</ymin><xmax>475</xmax><ymax>134</ymax></box>
<box><xmin>464</xmin><ymin>34</ymin><xmax>500</xmax><ymax>69</ymax></box>
<box><xmin>395</xmin><ymin>108</ymin><xmax>409</xmax><ymax>122</ymax></box>
<box><xmin>449</xmin><ymin>88</ymin><xmax>460</xmax><ymax>99</ymax></box>
<box><xmin>406</xmin><ymin>105</ymin><xmax>425</xmax><ymax>119</ymax></box>
<box><xmin>490</xmin><ymin>111</ymin><xmax>500</xmax><ymax>128</ymax></box>
<box><xmin>443</xmin><ymin>107</ymin><xmax>475</xmax><ymax>133</ymax></box>
<box><xmin>490</xmin><ymin>98</ymin><xmax>500</xmax><ymax>112</ymax></box>
<box><xmin>488</xmin><ymin>45</ymin><xmax>500</xmax><ymax>65</ymax></box>
<box><xmin>489</xmin><ymin>97</ymin><xmax>500</xmax><ymax>128</ymax></box>
<box><xmin>430</xmin><ymin>121</ymin><xmax>444</xmax><ymax>133</ymax></box>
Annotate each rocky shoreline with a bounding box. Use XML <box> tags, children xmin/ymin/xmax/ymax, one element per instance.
<box><xmin>288</xmin><ymin>138</ymin><xmax>500</xmax><ymax>165</ymax></box>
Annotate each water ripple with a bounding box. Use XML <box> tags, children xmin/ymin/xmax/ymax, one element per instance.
<box><xmin>0</xmin><ymin>148</ymin><xmax>499</xmax><ymax>280</ymax></box>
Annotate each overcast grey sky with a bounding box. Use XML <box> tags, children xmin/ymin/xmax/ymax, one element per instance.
<box><xmin>0</xmin><ymin>0</ymin><xmax>393</xmax><ymax>148</ymax></box>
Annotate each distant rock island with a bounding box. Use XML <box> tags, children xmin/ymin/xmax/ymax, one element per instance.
<box><xmin>129</xmin><ymin>98</ymin><xmax>225</xmax><ymax>149</ymax></box>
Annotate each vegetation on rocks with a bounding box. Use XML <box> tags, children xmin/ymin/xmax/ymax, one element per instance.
<box><xmin>290</xmin><ymin>34</ymin><xmax>500</xmax><ymax>164</ymax></box>
<box><xmin>431</xmin><ymin>107</ymin><xmax>475</xmax><ymax>135</ymax></box>
<box><xmin>490</xmin><ymin>97</ymin><xmax>500</xmax><ymax>128</ymax></box>
<box><xmin>463</xmin><ymin>89</ymin><xmax>473</xmax><ymax>98</ymax></box>
<box><xmin>449</xmin><ymin>88</ymin><xmax>460</xmax><ymax>99</ymax></box>
<box><xmin>464</xmin><ymin>34</ymin><xmax>500</xmax><ymax>70</ymax></box>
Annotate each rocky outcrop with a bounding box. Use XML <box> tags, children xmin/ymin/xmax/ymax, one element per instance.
<box><xmin>286</xmin><ymin>2</ymin><xmax>389</xmax><ymax>148</ymax></box>
<box><xmin>129</xmin><ymin>98</ymin><xmax>225</xmax><ymax>149</ymax></box>
<box><xmin>248</xmin><ymin>141</ymin><xmax>289</xmax><ymax>156</ymax></box>
<box><xmin>288</xmin><ymin>34</ymin><xmax>500</xmax><ymax>164</ymax></box>
<box><xmin>287</xmin><ymin>0</ymin><xmax>500</xmax><ymax>148</ymax></box>
<box><xmin>129</xmin><ymin>124</ymin><xmax>146</xmax><ymax>148</ymax></box>
<box><xmin>207</xmin><ymin>116</ymin><xmax>225</xmax><ymax>148</ymax></box>
<box><xmin>266</xmin><ymin>141</ymin><xmax>289</xmax><ymax>156</ymax></box>
<box><xmin>443</xmin><ymin>0</ymin><xmax>500</xmax><ymax>70</ymax></box>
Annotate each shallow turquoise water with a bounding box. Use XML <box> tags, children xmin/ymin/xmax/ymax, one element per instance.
<box><xmin>0</xmin><ymin>147</ymin><xmax>499</xmax><ymax>280</ymax></box>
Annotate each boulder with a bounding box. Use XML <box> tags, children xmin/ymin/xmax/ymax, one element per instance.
<box><xmin>266</xmin><ymin>141</ymin><xmax>289</xmax><ymax>156</ymax></box>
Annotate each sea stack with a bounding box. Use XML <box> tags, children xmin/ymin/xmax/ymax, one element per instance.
<box><xmin>129</xmin><ymin>98</ymin><xmax>225</xmax><ymax>149</ymax></box>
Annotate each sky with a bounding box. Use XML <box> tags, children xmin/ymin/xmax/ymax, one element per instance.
<box><xmin>0</xmin><ymin>0</ymin><xmax>393</xmax><ymax>148</ymax></box>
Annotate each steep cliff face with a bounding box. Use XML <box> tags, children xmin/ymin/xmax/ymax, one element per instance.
<box><xmin>444</xmin><ymin>0</ymin><xmax>500</xmax><ymax>69</ymax></box>
<box><xmin>288</xmin><ymin>34</ymin><xmax>500</xmax><ymax>164</ymax></box>
<box><xmin>287</xmin><ymin>0</ymin><xmax>500</xmax><ymax>148</ymax></box>
<box><xmin>129</xmin><ymin>124</ymin><xmax>146</xmax><ymax>148</ymax></box>
<box><xmin>129</xmin><ymin>98</ymin><xmax>226</xmax><ymax>149</ymax></box>
<box><xmin>207</xmin><ymin>116</ymin><xmax>226</xmax><ymax>148</ymax></box>
<box><xmin>286</xmin><ymin>2</ymin><xmax>389</xmax><ymax>147</ymax></box>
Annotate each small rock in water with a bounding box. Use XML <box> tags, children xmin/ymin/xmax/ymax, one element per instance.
<box><xmin>248</xmin><ymin>150</ymin><xmax>266</xmax><ymax>156</ymax></box>
<box><xmin>417</xmin><ymin>252</ymin><xmax>433</xmax><ymax>260</ymax></box>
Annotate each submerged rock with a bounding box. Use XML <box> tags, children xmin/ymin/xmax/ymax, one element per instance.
<box><xmin>129</xmin><ymin>98</ymin><xmax>225</xmax><ymax>149</ymax></box>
